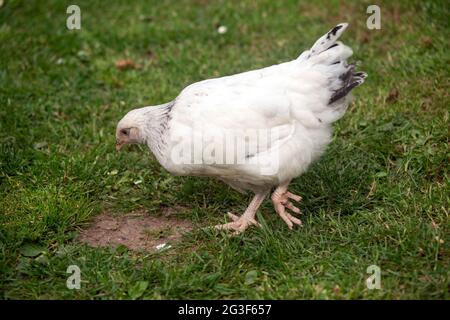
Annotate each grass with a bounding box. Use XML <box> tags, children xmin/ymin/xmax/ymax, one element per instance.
<box><xmin>0</xmin><ymin>0</ymin><xmax>449</xmax><ymax>299</ymax></box>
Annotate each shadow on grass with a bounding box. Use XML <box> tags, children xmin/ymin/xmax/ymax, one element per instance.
<box><xmin>292</xmin><ymin>141</ymin><xmax>378</xmax><ymax>216</ymax></box>
<box><xmin>169</xmin><ymin>139</ymin><xmax>379</xmax><ymax>220</ymax></box>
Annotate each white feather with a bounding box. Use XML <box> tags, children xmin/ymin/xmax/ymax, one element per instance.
<box><xmin>118</xmin><ymin>23</ymin><xmax>366</xmax><ymax>193</ymax></box>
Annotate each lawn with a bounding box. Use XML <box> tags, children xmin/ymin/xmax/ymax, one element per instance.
<box><xmin>0</xmin><ymin>0</ymin><xmax>449</xmax><ymax>299</ymax></box>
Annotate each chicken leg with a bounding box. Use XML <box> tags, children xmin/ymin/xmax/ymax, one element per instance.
<box><xmin>215</xmin><ymin>191</ymin><xmax>269</xmax><ymax>234</ymax></box>
<box><xmin>271</xmin><ymin>182</ymin><xmax>303</xmax><ymax>229</ymax></box>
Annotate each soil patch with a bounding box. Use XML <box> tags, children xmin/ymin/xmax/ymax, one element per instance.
<box><xmin>77</xmin><ymin>209</ymin><xmax>192</xmax><ymax>251</ymax></box>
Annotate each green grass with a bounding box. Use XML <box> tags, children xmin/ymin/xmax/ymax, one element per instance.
<box><xmin>0</xmin><ymin>0</ymin><xmax>449</xmax><ymax>299</ymax></box>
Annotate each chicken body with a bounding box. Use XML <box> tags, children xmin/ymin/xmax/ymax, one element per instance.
<box><xmin>116</xmin><ymin>23</ymin><xmax>366</xmax><ymax>233</ymax></box>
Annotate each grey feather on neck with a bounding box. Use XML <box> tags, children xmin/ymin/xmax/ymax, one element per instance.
<box><xmin>140</xmin><ymin>101</ymin><xmax>174</xmax><ymax>165</ymax></box>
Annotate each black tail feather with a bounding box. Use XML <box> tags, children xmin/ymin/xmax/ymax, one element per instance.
<box><xmin>329</xmin><ymin>65</ymin><xmax>367</xmax><ymax>104</ymax></box>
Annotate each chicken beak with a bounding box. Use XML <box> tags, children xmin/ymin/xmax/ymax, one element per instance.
<box><xmin>116</xmin><ymin>140</ymin><xmax>124</xmax><ymax>151</ymax></box>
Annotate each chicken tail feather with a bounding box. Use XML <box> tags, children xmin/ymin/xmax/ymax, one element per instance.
<box><xmin>297</xmin><ymin>22</ymin><xmax>367</xmax><ymax>105</ymax></box>
<box><xmin>297</xmin><ymin>23</ymin><xmax>349</xmax><ymax>61</ymax></box>
<box><xmin>329</xmin><ymin>65</ymin><xmax>367</xmax><ymax>104</ymax></box>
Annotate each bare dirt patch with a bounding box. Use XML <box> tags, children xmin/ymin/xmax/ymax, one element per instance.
<box><xmin>77</xmin><ymin>209</ymin><xmax>192</xmax><ymax>252</ymax></box>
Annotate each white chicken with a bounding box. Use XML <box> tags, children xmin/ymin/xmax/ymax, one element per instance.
<box><xmin>116</xmin><ymin>23</ymin><xmax>367</xmax><ymax>233</ymax></box>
